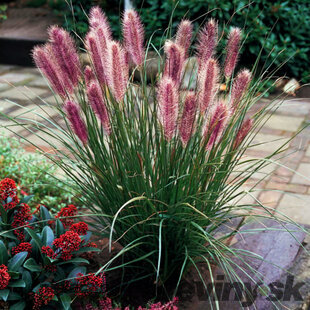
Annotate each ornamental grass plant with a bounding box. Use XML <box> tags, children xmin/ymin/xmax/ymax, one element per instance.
<box><xmin>1</xmin><ymin>6</ymin><xmax>308</xmax><ymax>308</ymax></box>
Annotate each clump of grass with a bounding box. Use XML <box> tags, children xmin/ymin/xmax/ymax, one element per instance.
<box><xmin>2</xmin><ymin>5</ymin><xmax>308</xmax><ymax>307</ymax></box>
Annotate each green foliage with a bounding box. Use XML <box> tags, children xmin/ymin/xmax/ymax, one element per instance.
<box><xmin>0</xmin><ymin>133</ymin><xmax>74</xmax><ymax>212</ymax></box>
<box><xmin>0</xmin><ymin>186</ymin><xmax>100</xmax><ymax>310</ymax></box>
<box><xmin>57</xmin><ymin>0</ymin><xmax>310</xmax><ymax>82</ymax></box>
<box><xmin>0</xmin><ymin>4</ymin><xmax>7</xmax><ymax>21</ymax></box>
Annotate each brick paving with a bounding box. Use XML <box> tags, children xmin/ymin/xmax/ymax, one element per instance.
<box><xmin>1</xmin><ymin>64</ymin><xmax>310</xmax><ymax>224</ymax></box>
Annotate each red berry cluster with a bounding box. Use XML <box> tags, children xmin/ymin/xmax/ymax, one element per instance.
<box><xmin>54</xmin><ymin>280</ymin><xmax>71</xmax><ymax>294</ymax></box>
<box><xmin>70</xmin><ymin>222</ymin><xmax>88</xmax><ymax>235</ymax></box>
<box><xmin>55</xmin><ymin>204</ymin><xmax>77</xmax><ymax>227</ymax></box>
<box><xmin>0</xmin><ymin>178</ymin><xmax>19</xmax><ymax>211</ymax></box>
<box><xmin>12</xmin><ymin>203</ymin><xmax>32</xmax><ymax>241</ymax></box>
<box><xmin>75</xmin><ymin>273</ymin><xmax>104</xmax><ymax>297</ymax></box>
<box><xmin>11</xmin><ymin>242</ymin><xmax>32</xmax><ymax>258</ymax></box>
<box><xmin>32</xmin><ymin>287</ymin><xmax>55</xmax><ymax>310</ymax></box>
<box><xmin>41</xmin><ymin>246</ymin><xmax>56</xmax><ymax>259</ymax></box>
<box><xmin>0</xmin><ymin>264</ymin><xmax>10</xmax><ymax>289</ymax></box>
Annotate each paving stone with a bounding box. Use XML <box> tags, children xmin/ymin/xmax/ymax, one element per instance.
<box><xmin>264</xmin><ymin>114</ymin><xmax>304</xmax><ymax>132</ymax></box>
<box><xmin>273</xmin><ymin>99</ymin><xmax>310</xmax><ymax>116</ymax></box>
<box><xmin>43</xmin><ymin>95</ymin><xmax>62</xmax><ymax>106</ymax></box>
<box><xmin>250</xmin><ymin>133</ymin><xmax>287</xmax><ymax>154</ymax></box>
<box><xmin>258</xmin><ymin>190</ymin><xmax>283</xmax><ymax>208</ymax></box>
<box><xmin>28</xmin><ymin>77</ymin><xmax>50</xmax><ymax>88</ymax></box>
<box><xmin>291</xmin><ymin>163</ymin><xmax>310</xmax><ymax>186</ymax></box>
<box><xmin>306</xmin><ymin>145</ymin><xmax>310</xmax><ymax>157</ymax></box>
<box><xmin>0</xmin><ymin>65</ymin><xmax>19</xmax><ymax>75</ymax></box>
<box><xmin>0</xmin><ymin>72</ymin><xmax>37</xmax><ymax>86</ymax></box>
<box><xmin>0</xmin><ymin>86</ymin><xmax>48</xmax><ymax>101</ymax></box>
<box><xmin>277</xmin><ymin>193</ymin><xmax>310</xmax><ymax>225</ymax></box>
<box><xmin>266</xmin><ymin>181</ymin><xmax>308</xmax><ymax>194</ymax></box>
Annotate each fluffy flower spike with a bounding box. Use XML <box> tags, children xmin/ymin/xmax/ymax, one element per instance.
<box><xmin>179</xmin><ymin>92</ymin><xmax>197</xmax><ymax>146</ymax></box>
<box><xmin>197</xmin><ymin>58</ymin><xmax>219</xmax><ymax>114</ymax></box>
<box><xmin>224</xmin><ymin>27</ymin><xmax>241</xmax><ymax>78</ymax></box>
<box><xmin>32</xmin><ymin>46</ymin><xmax>67</xmax><ymax>98</ymax></box>
<box><xmin>204</xmin><ymin>101</ymin><xmax>230</xmax><ymax>150</ymax></box>
<box><xmin>234</xmin><ymin>118</ymin><xmax>253</xmax><ymax>149</ymax></box>
<box><xmin>48</xmin><ymin>26</ymin><xmax>81</xmax><ymax>88</ymax></box>
<box><xmin>84</xmin><ymin>65</ymin><xmax>95</xmax><ymax>86</ymax></box>
<box><xmin>85</xmin><ymin>32</ymin><xmax>107</xmax><ymax>86</ymax></box>
<box><xmin>231</xmin><ymin>69</ymin><xmax>252</xmax><ymax>110</ymax></box>
<box><xmin>105</xmin><ymin>40</ymin><xmax>129</xmax><ymax>102</ymax></box>
<box><xmin>87</xmin><ymin>81</ymin><xmax>111</xmax><ymax>134</ymax></box>
<box><xmin>89</xmin><ymin>6</ymin><xmax>112</xmax><ymax>38</ymax></box>
<box><xmin>123</xmin><ymin>9</ymin><xmax>145</xmax><ymax>66</ymax></box>
<box><xmin>157</xmin><ymin>76</ymin><xmax>179</xmax><ymax>141</ymax></box>
<box><xmin>163</xmin><ymin>40</ymin><xmax>185</xmax><ymax>85</ymax></box>
<box><xmin>64</xmin><ymin>101</ymin><xmax>88</xmax><ymax>144</ymax></box>
<box><xmin>175</xmin><ymin>19</ymin><xmax>193</xmax><ymax>57</ymax></box>
<box><xmin>197</xmin><ymin>19</ymin><xmax>218</xmax><ymax>67</ymax></box>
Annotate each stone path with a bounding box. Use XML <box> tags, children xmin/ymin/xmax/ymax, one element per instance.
<box><xmin>1</xmin><ymin>64</ymin><xmax>310</xmax><ymax>224</ymax></box>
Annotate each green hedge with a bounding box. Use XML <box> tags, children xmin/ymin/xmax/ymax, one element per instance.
<box><xmin>53</xmin><ymin>0</ymin><xmax>310</xmax><ymax>82</ymax></box>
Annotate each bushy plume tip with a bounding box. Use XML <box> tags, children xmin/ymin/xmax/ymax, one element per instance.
<box><xmin>224</xmin><ymin>27</ymin><xmax>241</xmax><ymax>78</ymax></box>
<box><xmin>87</xmin><ymin>81</ymin><xmax>111</xmax><ymax>135</ymax></box>
<box><xmin>32</xmin><ymin>45</ymin><xmax>67</xmax><ymax>98</ymax></box>
<box><xmin>163</xmin><ymin>40</ymin><xmax>185</xmax><ymax>85</ymax></box>
<box><xmin>197</xmin><ymin>58</ymin><xmax>219</xmax><ymax>114</ymax></box>
<box><xmin>233</xmin><ymin>118</ymin><xmax>253</xmax><ymax>149</ymax></box>
<box><xmin>157</xmin><ymin>76</ymin><xmax>179</xmax><ymax>141</ymax></box>
<box><xmin>89</xmin><ymin>5</ymin><xmax>112</xmax><ymax>40</ymax></box>
<box><xmin>179</xmin><ymin>92</ymin><xmax>197</xmax><ymax>146</ymax></box>
<box><xmin>85</xmin><ymin>32</ymin><xmax>107</xmax><ymax>86</ymax></box>
<box><xmin>122</xmin><ymin>9</ymin><xmax>145</xmax><ymax>66</ymax></box>
<box><xmin>204</xmin><ymin>101</ymin><xmax>230</xmax><ymax>150</ymax></box>
<box><xmin>105</xmin><ymin>40</ymin><xmax>129</xmax><ymax>102</ymax></box>
<box><xmin>231</xmin><ymin>69</ymin><xmax>252</xmax><ymax>110</ymax></box>
<box><xmin>48</xmin><ymin>26</ymin><xmax>81</xmax><ymax>89</ymax></box>
<box><xmin>84</xmin><ymin>65</ymin><xmax>95</xmax><ymax>86</ymax></box>
<box><xmin>175</xmin><ymin>19</ymin><xmax>193</xmax><ymax>57</ymax></box>
<box><xmin>197</xmin><ymin>19</ymin><xmax>218</xmax><ymax>67</ymax></box>
<box><xmin>64</xmin><ymin>100</ymin><xmax>88</xmax><ymax>144</ymax></box>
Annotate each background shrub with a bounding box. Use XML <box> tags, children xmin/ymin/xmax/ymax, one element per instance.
<box><xmin>52</xmin><ymin>0</ymin><xmax>310</xmax><ymax>83</ymax></box>
<box><xmin>0</xmin><ymin>133</ymin><xmax>74</xmax><ymax>212</ymax></box>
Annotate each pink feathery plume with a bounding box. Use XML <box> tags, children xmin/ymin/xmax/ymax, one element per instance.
<box><xmin>163</xmin><ymin>41</ymin><xmax>185</xmax><ymax>85</ymax></box>
<box><xmin>122</xmin><ymin>9</ymin><xmax>145</xmax><ymax>66</ymax></box>
<box><xmin>85</xmin><ymin>32</ymin><xmax>107</xmax><ymax>86</ymax></box>
<box><xmin>89</xmin><ymin>6</ymin><xmax>112</xmax><ymax>37</ymax></box>
<box><xmin>233</xmin><ymin>118</ymin><xmax>253</xmax><ymax>149</ymax></box>
<box><xmin>175</xmin><ymin>19</ymin><xmax>193</xmax><ymax>57</ymax></box>
<box><xmin>196</xmin><ymin>19</ymin><xmax>218</xmax><ymax>68</ymax></box>
<box><xmin>105</xmin><ymin>40</ymin><xmax>129</xmax><ymax>102</ymax></box>
<box><xmin>64</xmin><ymin>100</ymin><xmax>88</xmax><ymax>144</ymax></box>
<box><xmin>157</xmin><ymin>76</ymin><xmax>179</xmax><ymax>141</ymax></box>
<box><xmin>33</xmin><ymin>45</ymin><xmax>67</xmax><ymax>98</ymax></box>
<box><xmin>48</xmin><ymin>26</ymin><xmax>81</xmax><ymax>89</ymax></box>
<box><xmin>230</xmin><ymin>69</ymin><xmax>251</xmax><ymax>110</ymax></box>
<box><xmin>197</xmin><ymin>58</ymin><xmax>219</xmax><ymax>114</ymax></box>
<box><xmin>224</xmin><ymin>27</ymin><xmax>241</xmax><ymax>78</ymax></box>
<box><xmin>84</xmin><ymin>65</ymin><xmax>95</xmax><ymax>86</ymax></box>
<box><xmin>204</xmin><ymin>101</ymin><xmax>230</xmax><ymax>150</ymax></box>
<box><xmin>179</xmin><ymin>92</ymin><xmax>197</xmax><ymax>146</ymax></box>
<box><xmin>87</xmin><ymin>81</ymin><xmax>111</xmax><ymax>134</ymax></box>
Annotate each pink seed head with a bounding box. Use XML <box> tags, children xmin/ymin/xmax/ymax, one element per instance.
<box><xmin>105</xmin><ymin>40</ymin><xmax>129</xmax><ymax>102</ymax></box>
<box><xmin>64</xmin><ymin>100</ymin><xmax>88</xmax><ymax>144</ymax></box>
<box><xmin>197</xmin><ymin>58</ymin><xmax>219</xmax><ymax>114</ymax></box>
<box><xmin>204</xmin><ymin>101</ymin><xmax>230</xmax><ymax>150</ymax></box>
<box><xmin>157</xmin><ymin>76</ymin><xmax>179</xmax><ymax>141</ymax></box>
<box><xmin>85</xmin><ymin>31</ymin><xmax>107</xmax><ymax>86</ymax></box>
<box><xmin>33</xmin><ymin>45</ymin><xmax>67</xmax><ymax>98</ymax></box>
<box><xmin>175</xmin><ymin>19</ymin><xmax>193</xmax><ymax>57</ymax></box>
<box><xmin>233</xmin><ymin>118</ymin><xmax>253</xmax><ymax>149</ymax></box>
<box><xmin>179</xmin><ymin>91</ymin><xmax>197</xmax><ymax>146</ymax></box>
<box><xmin>231</xmin><ymin>69</ymin><xmax>251</xmax><ymax>110</ymax></box>
<box><xmin>224</xmin><ymin>27</ymin><xmax>241</xmax><ymax>78</ymax></box>
<box><xmin>197</xmin><ymin>19</ymin><xmax>218</xmax><ymax>68</ymax></box>
<box><xmin>163</xmin><ymin>40</ymin><xmax>185</xmax><ymax>85</ymax></box>
<box><xmin>48</xmin><ymin>26</ymin><xmax>81</xmax><ymax>89</ymax></box>
<box><xmin>84</xmin><ymin>65</ymin><xmax>95</xmax><ymax>86</ymax></box>
<box><xmin>89</xmin><ymin>6</ymin><xmax>112</xmax><ymax>39</ymax></box>
<box><xmin>87</xmin><ymin>81</ymin><xmax>111</xmax><ymax>135</ymax></box>
<box><xmin>122</xmin><ymin>9</ymin><xmax>145</xmax><ymax>66</ymax></box>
